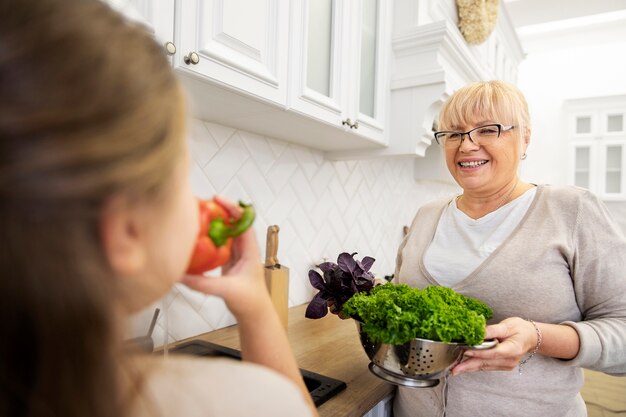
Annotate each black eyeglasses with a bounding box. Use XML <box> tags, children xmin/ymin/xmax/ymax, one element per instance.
<box><xmin>434</xmin><ymin>124</ymin><xmax>515</xmax><ymax>147</ymax></box>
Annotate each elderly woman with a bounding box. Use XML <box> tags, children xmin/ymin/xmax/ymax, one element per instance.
<box><xmin>394</xmin><ymin>80</ymin><xmax>626</xmax><ymax>416</ymax></box>
<box><xmin>0</xmin><ymin>1</ymin><xmax>316</xmax><ymax>416</ymax></box>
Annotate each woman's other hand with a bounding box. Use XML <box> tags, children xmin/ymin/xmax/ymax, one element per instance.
<box><xmin>451</xmin><ymin>317</ymin><xmax>536</xmax><ymax>375</ymax></box>
<box><xmin>451</xmin><ymin>317</ymin><xmax>580</xmax><ymax>375</ymax></box>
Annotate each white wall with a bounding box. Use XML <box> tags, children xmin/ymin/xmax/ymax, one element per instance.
<box><xmin>517</xmin><ymin>34</ymin><xmax>626</xmax><ymax>186</ymax></box>
<box><xmin>516</xmin><ymin>26</ymin><xmax>626</xmax><ymax>233</ymax></box>
<box><xmin>129</xmin><ymin>120</ymin><xmax>459</xmax><ymax>346</ymax></box>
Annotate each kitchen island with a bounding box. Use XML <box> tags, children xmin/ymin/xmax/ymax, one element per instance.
<box><xmin>172</xmin><ymin>303</ymin><xmax>395</xmax><ymax>417</ymax></box>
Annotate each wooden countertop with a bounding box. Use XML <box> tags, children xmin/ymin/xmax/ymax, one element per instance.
<box><xmin>176</xmin><ymin>303</ymin><xmax>394</xmax><ymax>417</ymax></box>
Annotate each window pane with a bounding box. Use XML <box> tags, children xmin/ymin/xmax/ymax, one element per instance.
<box><xmin>575</xmin><ymin>147</ymin><xmax>590</xmax><ymax>171</ymax></box>
<box><xmin>307</xmin><ymin>0</ymin><xmax>333</xmax><ymax>96</ymax></box>
<box><xmin>359</xmin><ymin>0</ymin><xmax>378</xmax><ymax>118</ymax></box>
<box><xmin>606</xmin><ymin>172</ymin><xmax>621</xmax><ymax>193</ymax></box>
<box><xmin>607</xmin><ymin>114</ymin><xmax>623</xmax><ymax>132</ymax></box>
<box><xmin>576</xmin><ymin>116</ymin><xmax>591</xmax><ymax>134</ymax></box>
<box><xmin>574</xmin><ymin>147</ymin><xmax>590</xmax><ymax>189</ymax></box>
<box><xmin>605</xmin><ymin>146</ymin><xmax>622</xmax><ymax>193</ymax></box>
<box><xmin>575</xmin><ymin>172</ymin><xmax>589</xmax><ymax>189</ymax></box>
<box><xmin>606</xmin><ymin>145</ymin><xmax>622</xmax><ymax>169</ymax></box>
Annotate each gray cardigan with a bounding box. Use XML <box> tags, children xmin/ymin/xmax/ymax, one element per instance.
<box><xmin>393</xmin><ymin>185</ymin><xmax>626</xmax><ymax>417</ymax></box>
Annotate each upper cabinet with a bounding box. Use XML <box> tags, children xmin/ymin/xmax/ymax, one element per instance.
<box><xmin>176</xmin><ymin>0</ymin><xmax>289</xmax><ymax>106</ymax></box>
<box><xmin>104</xmin><ymin>0</ymin><xmax>523</xmax><ymax>159</ymax></box>
<box><xmin>104</xmin><ymin>0</ymin><xmax>392</xmax><ymax>154</ymax></box>
<box><xmin>289</xmin><ymin>0</ymin><xmax>390</xmax><ymax>144</ymax></box>
<box><xmin>104</xmin><ymin>0</ymin><xmax>175</xmax><ymax>50</ymax></box>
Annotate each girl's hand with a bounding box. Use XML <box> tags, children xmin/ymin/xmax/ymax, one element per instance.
<box><xmin>451</xmin><ymin>317</ymin><xmax>537</xmax><ymax>375</ymax></box>
<box><xmin>181</xmin><ymin>196</ymin><xmax>270</xmax><ymax>321</ymax></box>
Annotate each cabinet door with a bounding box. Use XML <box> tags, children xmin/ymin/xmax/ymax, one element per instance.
<box><xmin>289</xmin><ymin>0</ymin><xmax>351</xmax><ymax>127</ymax></box>
<box><xmin>177</xmin><ymin>0</ymin><xmax>289</xmax><ymax>106</ymax></box>
<box><xmin>348</xmin><ymin>0</ymin><xmax>390</xmax><ymax>143</ymax></box>
<box><xmin>289</xmin><ymin>0</ymin><xmax>389</xmax><ymax>145</ymax></box>
<box><xmin>104</xmin><ymin>0</ymin><xmax>175</xmax><ymax>47</ymax></box>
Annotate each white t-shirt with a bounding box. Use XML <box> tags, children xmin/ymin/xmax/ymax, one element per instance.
<box><xmin>424</xmin><ymin>187</ymin><xmax>537</xmax><ymax>287</ymax></box>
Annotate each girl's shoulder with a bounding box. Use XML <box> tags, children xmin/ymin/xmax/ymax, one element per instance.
<box><xmin>128</xmin><ymin>354</ymin><xmax>312</xmax><ymax>417</ymax></box>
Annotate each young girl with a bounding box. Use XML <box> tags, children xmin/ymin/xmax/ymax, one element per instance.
<box><xmin>0</xmin><ymin>1</ymin><xmax>317</xmax><ymax>416</ymax></box>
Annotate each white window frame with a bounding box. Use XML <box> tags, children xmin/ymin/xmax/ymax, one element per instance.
<box><xmin>565</xmin><ymin>96</ymin><xmax>626</xmax><ymax>202</ymax></box>
<box><xmin>572</xmin><ymin>112</ymin><xmax>596</xmax><ymax>137</ymax></box>
<box><xmin>602</xmin><ymin>108</ymin><xmax>626</xmax><ymax>136</ymax></box>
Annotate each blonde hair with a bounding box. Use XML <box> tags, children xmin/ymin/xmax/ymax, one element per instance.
<box><xmin>0</xmin><ymin>0</ymin><xmax>182</xmax><ymax>416</ymax></box>
<box><xmin>438</xmin><ymin>80</ymin><xmax>531</xmax><ymax>139</ymax></box>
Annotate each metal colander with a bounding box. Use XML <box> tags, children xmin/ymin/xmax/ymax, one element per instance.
<box><xmin>356</xmin><ymin>322</ymin><xmax>497</xmax><ymax>388</ymax></box>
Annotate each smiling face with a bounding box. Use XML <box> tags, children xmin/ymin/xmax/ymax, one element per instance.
<box><xmin>445</xmin><ymin>119</ymin><xmax>523</xmax><ymax>195</ymax></box>
<box><xmin>438</xmin><ymin>81</ymin><xmax>531</xmax><ymax>198</ymax></box>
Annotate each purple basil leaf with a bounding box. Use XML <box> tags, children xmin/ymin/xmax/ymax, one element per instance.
<box><xmin>322</xmin><ymin>270</ymin><xmax>332</xmax><ymax>285</ymax></box>
<box><xmin>357</xmin><ymin>271</ymin><xmax>374</xmax><ymax>282</ymax></box>
<box><xmin>339</xmin><ymin>275</ymin><xmax>352</xmax><ymax>290</ymax></box>
<box><xmin>360</xmin><ymin>256</ymin><xmax>375</xmax><ymax>272</ymax></box>
<box><xmin>318</xmin><ymin>289</ymin><xmax>331</xmax><ymax>300</ymax></box>
<box><xmin>305</xmin><ymin>294</ymin><xmax>329</xmax><ymax>319</ymax></box>
<box><xmin>305</xmin><ymin>251</ymin><xmax>378</xmax><ymax>319</ymax></box>
<box><xmin>318</xmin><ymin>262</ymin><xmax>336</xmax><ymax>273</ymax></box>
<box><xmin>308</xmin><ymin>270</ymin><xmax>326</xmax><ymax>291</ymax></box>
<box><xmin>359</xmin><ymin>281</ymin><xmax>374</xmax><ymax>292</ymax></box>
<box><xmin>337</xmin><ymin>252</ymin><xmax>356</xmax><ymax>274</ymax></box>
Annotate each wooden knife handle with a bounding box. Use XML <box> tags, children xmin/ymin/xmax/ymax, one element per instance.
<box><xmin>265</xmin><ymin>225</ymin><xmax>280</xmax><ymax>267</ymax></box>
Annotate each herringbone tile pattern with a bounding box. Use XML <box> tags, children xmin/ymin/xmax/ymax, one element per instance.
<box><xmin>129</xmin><ymin>119</ymin><xmax>459</xmax><ymax>345</ymax></box>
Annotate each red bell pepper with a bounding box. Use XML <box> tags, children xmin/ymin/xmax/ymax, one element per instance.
<box><xmin>186</xmin><ymin>198</ymin><xmax>256</xmax><ymax>274</ymax></box>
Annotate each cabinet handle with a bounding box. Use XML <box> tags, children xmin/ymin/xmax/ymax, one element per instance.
<box><xmin>342</xmin><ymin>118</ymin><xmax>359</xmax><ymax>129</ymax></box>
<box><xmin>164</xmin><ymin>41</ymin><xmax>177</xmax><ymax>56</ymax></box>
<box><xmin>184</xmin><ymin>52</ymin><xmax>200</xmax><ymax>65</ymax></box>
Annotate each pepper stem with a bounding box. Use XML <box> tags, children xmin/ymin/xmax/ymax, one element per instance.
<box><xmin>209</xmin><ymin>201</ymin><xmax>255</xmax><ymax>247</ymax></box>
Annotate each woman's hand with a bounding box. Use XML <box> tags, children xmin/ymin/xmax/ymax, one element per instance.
<box><xmin>181</xmin><ymin>196</ymin><xmax>270</xmax><ymax>321</ymax></box>
<box><xmin>451</xmin><ymin>317</ymin><xmax>537</xmax><ymax>375</ymax></box>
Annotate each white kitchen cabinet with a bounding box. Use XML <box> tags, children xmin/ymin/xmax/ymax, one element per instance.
<box><xmin>103</xmin><ymin>0</ymin><xmax>174</xmax><ymax>50</ymax></box>
<box><xmin>289</xmin><ymin>0</ymin><xmax>391</xmax><ymax>145</ymax></box>
<box><xmin>566</xmin><ymin>96</ymin><xmax>626</xmax><ymax>201</ymax></box>
<box><xmin>176</xmin><ymin>0</ymin><xmax>290</xmax><ymax>107</ymax></box>
<box><xmin>106</xmin><ymin>0</ymin><xmax>392</xmax><ymax>153</ymax></box>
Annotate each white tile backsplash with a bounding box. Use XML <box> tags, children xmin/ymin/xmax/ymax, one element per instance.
<box><xmin>128</xmin><ymin>119</ymin><xmax>460</xmax><ymax>346</ymax></box>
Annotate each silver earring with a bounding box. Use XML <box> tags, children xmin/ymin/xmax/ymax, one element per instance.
<box><xmin>521</xmin><ymin>153</ymin><xmax>527</xmax><ymax>160</ymax></box>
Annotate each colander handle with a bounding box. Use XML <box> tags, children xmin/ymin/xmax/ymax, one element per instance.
<box><xmin>464</xmin><ymin>339</ymin><xmax>498</xmax><ymax>350</ymax></box>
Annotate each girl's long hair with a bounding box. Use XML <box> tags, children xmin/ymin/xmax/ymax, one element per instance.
<box><xmin>0</xmin><ymin>1</ymin><xmax>181</xmax><ymax>416</ymax></box>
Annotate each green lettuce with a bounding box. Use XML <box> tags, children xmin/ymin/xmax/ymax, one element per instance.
<box><xmin>342</xmin><ymin>283</ymin><xmax>493</xmax><ymax>346</ymax></box>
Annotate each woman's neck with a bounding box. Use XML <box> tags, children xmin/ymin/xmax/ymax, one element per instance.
<box><xmin>457</xmin><ymin>180</ymin><xmax>532</xmax><ymax>220</ymax></box>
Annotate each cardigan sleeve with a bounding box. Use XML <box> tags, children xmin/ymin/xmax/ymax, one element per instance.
<box><xmin>561</xmin><ymin>189</ymin><xmax>626</xmax><ymax>375</ymax></box>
